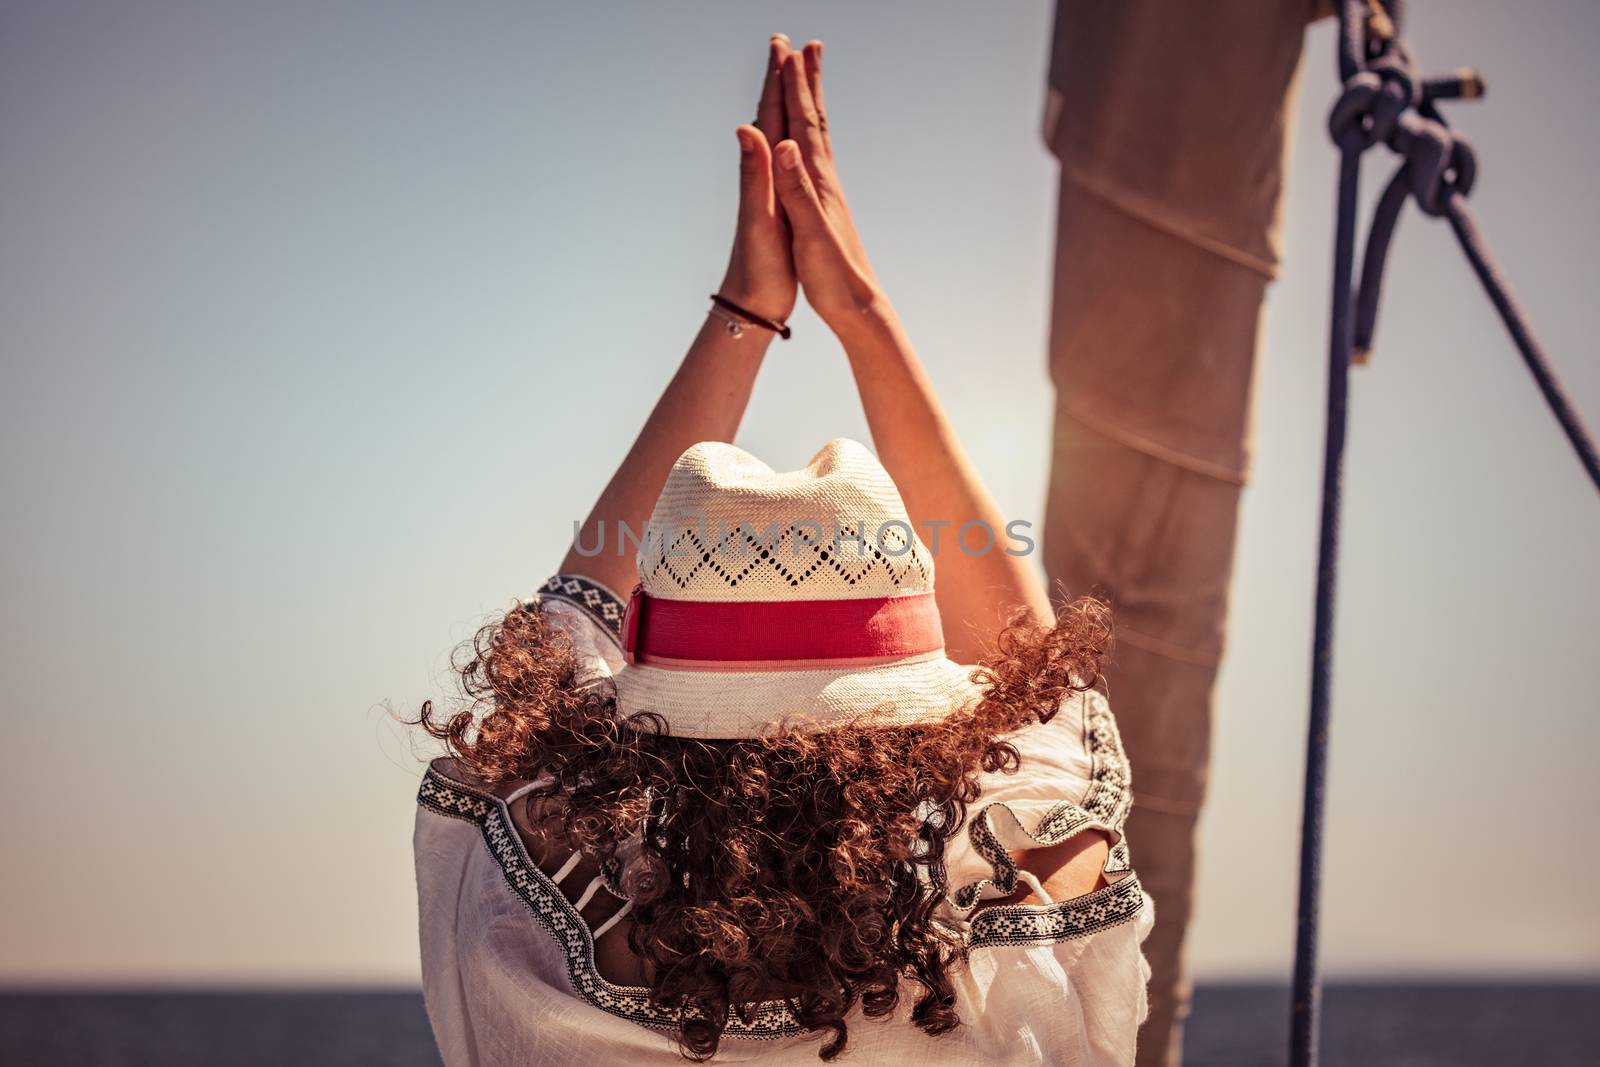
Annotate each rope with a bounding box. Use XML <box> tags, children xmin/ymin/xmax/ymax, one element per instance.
<box><xmin>1292</xmin><ymin>4</ymin><xmax>1600</xmax><ymax>1065</ymax></box>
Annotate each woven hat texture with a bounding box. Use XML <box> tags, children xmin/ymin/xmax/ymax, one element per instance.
<box><xmin>636</xmin><ymin>438</ymin><xmax>935</xmax><ymax>602</ymax></box>
<box><xmin>612</xmin><ymin>438</ymin><xmax>982</xmax><ymax>738</ymax></box>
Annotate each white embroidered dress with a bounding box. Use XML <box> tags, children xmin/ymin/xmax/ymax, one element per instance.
<box><xmin>414</xmin><ymin>575</ymin><xmax>1153</xmax><ymax>1066</ymax></box>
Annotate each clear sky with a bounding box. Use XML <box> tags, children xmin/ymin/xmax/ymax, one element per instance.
<box><xmin>2</xmin><ymin>1</ymin><xmax>1596</xmax><ymax>986</ymax></box>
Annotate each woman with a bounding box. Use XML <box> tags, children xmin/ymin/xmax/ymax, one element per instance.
<box><xmin>414</xmin><ymin>36</ymin><xmax>1151</xmax><ymax>1065</ymax></box>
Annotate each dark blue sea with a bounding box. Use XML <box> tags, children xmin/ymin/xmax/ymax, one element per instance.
<box><xmin>0</xmin><ymin>982</ymin><xmax>1592</xmax><ymax>1065</ymax></box>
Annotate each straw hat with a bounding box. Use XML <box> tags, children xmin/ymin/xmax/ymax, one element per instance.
<box><xmin>613</xmin><ymin>438</ymin><xmax>984</xmax><ymax>738</ymax></box>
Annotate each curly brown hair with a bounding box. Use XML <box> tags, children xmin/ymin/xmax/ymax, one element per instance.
<box><xmin>413</xmin><ymin>594</ymin><xmax>1111</xmax><ymax>1060</ymax></box>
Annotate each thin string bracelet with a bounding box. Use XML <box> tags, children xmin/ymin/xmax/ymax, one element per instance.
<box><xmin>708</xmin><ymin>293</ymin><xmax>792</xmax><ymax>340</ymax></box>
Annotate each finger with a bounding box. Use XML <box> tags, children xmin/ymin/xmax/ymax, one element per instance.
<box><xmin>771</xmin><ymin>139</ymin><xmax>828</xmax><ymax>235</ymax></box>
<box><xmin>803</xmin><ymin>40</ymin><xmax>827</xmax><ymax>143</ymax></box>
<box><xmin>735</xmin><ymin>124</ymin><xmax>775</xmax><ymax>224</ymax></box>
<box><xmin>756</xmin><ymin>34</ymin><xmax>790</xmax><ymax>143</ymax></box>
<box><xmin>780</xmin><ymin>51</ymin><xmax>826</xmax><ymax>165</ymax></box>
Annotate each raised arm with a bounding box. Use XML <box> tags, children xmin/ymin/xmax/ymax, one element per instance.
<box><xmin>558</xmin><ymin>37</ymin><xmax>799</xmax><ymax>596</ymax></box>
<box><xmin>769</xmin><ymin>43</ymin><xmax>1054</xmax><ymax>661</ymax></box>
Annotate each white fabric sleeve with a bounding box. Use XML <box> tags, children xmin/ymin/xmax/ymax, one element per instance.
<box><xmin>413</xmin><ymin>782</ymin><xmax>488</xmax><ymax>1067</ymax></box>
<box><xmin>527</xmin><ymin>573</ymin><xmax>626</xmax><ymax>685</ymax></box>
<box><xmin>944</xmin><ymin>688</ymin><xmax>1137</xmax><ymax>914</ymax></box>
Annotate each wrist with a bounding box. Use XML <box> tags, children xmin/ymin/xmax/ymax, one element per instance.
<box><xmin>716</xmin><ymin>272</ymin><xmax>795</xmax><ymax>324</ymax></box>
<box><xmin>826</xmin><ymin>286</ymin><xmax>901</xmax><ymax>349</ymax></box>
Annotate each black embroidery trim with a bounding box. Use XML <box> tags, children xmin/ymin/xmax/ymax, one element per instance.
<box><xmin>951</xmin><ymin>689</ymin><xmax>1146</xmax><ymax>948</ymax></box>
<box><xmin>967</xmin><ymin>873</ymin><xmax>1146</xmax><ymax>948</ymax></box>
<box><xmin>534</xmin><ymin>574</ymin><xmax>626</xmax><ymax>646</ymax></box>
<box><xmin>417</xmin><ymin>768</ymin><xmax>801</xmax><ymax>1039</ymax></box>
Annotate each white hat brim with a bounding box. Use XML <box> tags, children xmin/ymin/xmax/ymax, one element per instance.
<box><xmin>613</xmin><ymin>654</ymin><xmax>984</xmax><ymax>739</ymax></box>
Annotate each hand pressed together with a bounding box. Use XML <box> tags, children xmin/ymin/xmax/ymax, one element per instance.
<box><xmin>721</xmin><ymin>38</ymin><xmax>887</xmax><ymax>334</ymax></box>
